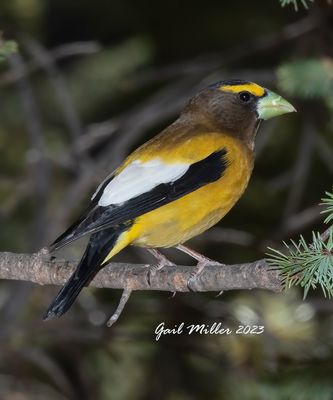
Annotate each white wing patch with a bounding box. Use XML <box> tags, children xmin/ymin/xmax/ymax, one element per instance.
<box><xmin>97</xmin><ymin>159</ymin><xmax>189</xmax><ymax>206</ymax></box>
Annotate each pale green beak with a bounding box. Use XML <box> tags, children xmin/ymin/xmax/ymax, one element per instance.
<box><xmin>257</xmin><ymin>90</ymin><xmax>296</xmax><ymax>120</ymax></box>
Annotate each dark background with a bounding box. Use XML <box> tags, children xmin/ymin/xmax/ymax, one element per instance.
<box><xmin>1</xmin><ymin>0</ymin><xmax>333</xmax><ymax>399</ymax></box>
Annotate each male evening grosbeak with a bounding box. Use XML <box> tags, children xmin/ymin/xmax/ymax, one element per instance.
<box><xmin>44</xmin><ymin>80</ymin><xmax>295</xmax><ymax>320</ymax></box>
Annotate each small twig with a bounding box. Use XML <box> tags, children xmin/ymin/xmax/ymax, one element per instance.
<box><xmin>0</xmin><ymin>180</ymin><xmax>31</xmax><ymax>218</ymax></box>
<box><xmin>283</xmin><ymin>119</ymin><xmax>315</xmax><ymax>220</ymax></box>
<box><xmin>274</xmin><ymin>204</ymin><xmax>323</xmax><ymax>239</ymax></box>
<box><xmin>22</xmin><ymin>36</ymin><xmax>90</xmax><ymax>171</ymax></box>
<box><xmin>107</xmin><ymin>288</ymin><xmax>133</xmax><ymax>327</ymax></box>
<box><xmin>316</xmin><ymin>135</ymin><xmax>333</xmax><ymax>175</ymax></box>
<box><xmin>320</xmin><ymin>225</ymin><xmax>333</xmax><ymax>243</ymax></box>
<box><xmin>8</xmin><ymin>52</ymin><xmax>51</xmax><ymax>249</ymax></box>
<box><xmin>0</xmin><ymin>41</ymin><xmax>100</xmax><ymax>86</ymax></box>
<box><xmin>268</xmin><ymin>170</ymin><xmax>293</xmax><ymax>192</ymax></box>
<box><xmin>132</xmin><ymin>14</ymin><xmax>319</xmax><ymax>87</ymax></box>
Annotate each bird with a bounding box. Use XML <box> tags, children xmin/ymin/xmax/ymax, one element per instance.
<box><xmin>43</xmin><ymin>79</ymin><xmax>296</xmax><ymax>320</ymax></box>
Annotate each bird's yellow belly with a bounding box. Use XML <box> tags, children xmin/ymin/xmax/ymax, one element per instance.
<box><xmin>131</xmin><ymin>151</ymin><xmax>253</xmax><ymax>248</ymax></box>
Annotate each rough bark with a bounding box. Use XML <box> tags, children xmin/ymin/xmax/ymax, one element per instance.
<box><xmin>0</xmin><ymin>250</ymin><xmax>282</xmax><ymax>293</ymax></box>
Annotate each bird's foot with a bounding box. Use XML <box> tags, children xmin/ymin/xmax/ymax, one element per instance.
<box><xmin>37</xmin><ymin>247</ymin><xmax>53</xmax><ymax>263</ymax></box>
<box><xmin>187</xmin><ymin>257</ymin><xmax>223</xmax><ymax>291</ymax></box>
<box><xmin>146</xmin><ymin>248</ymin><xmax>176</xmax><ymax>286</ymax></box>
<box><xmin>175</xmin><ymin>244</ymin><xmax>224</xmax><ymax>291</ymax></box>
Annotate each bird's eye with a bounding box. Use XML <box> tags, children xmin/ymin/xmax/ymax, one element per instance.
<box><xmin>239</xmin><ymin>91</ymin><xmax>251</xmax><ymax>102</ymax></box>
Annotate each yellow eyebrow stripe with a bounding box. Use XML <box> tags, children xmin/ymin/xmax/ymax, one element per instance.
<box><xmin>219</xmin><ymin>83</ymin><xmax>265</xmax><ymax>97</ymax></box>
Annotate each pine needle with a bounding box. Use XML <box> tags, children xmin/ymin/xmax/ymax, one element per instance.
<box><xmin>280</xmin><ymin>0</ymin><xmax>314</xmax><ymax>11</ymax></box>
<box><xmin>321</xmin><ymin>190</ymin><xmax>333</xmax><ymax>224</ymax></box>
<box><xmin>267</xmin><ymin>190</ymin><xmax>333</xmax><ymax>299</ymax></box>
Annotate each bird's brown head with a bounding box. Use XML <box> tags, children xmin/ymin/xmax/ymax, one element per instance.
<box><xmin>181</xmin><ymin>79</ymin><xmax>296</xmax><ymax>147</ymax></box>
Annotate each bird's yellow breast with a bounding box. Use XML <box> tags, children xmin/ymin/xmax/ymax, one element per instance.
<box><xmin>123</xmin><ymin>132</ymin><xmax>254</xmax><ymax>248</ymax></box>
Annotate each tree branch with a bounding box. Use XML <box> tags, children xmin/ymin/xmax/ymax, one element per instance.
<box><xmin>0</xmin><ymin>250</ymin><xmax>282</xmax><ymax>293</ymax></box>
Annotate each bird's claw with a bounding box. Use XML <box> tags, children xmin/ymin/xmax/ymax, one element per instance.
<box><xmin>147</xmin><ymin>260</ymin><xmax>176</xmax><ymax>286</ymax></box>
<box><xmin>187</xmin><ymin>260</ymin><xmax>224</xmax><ymax>292</ymax></box>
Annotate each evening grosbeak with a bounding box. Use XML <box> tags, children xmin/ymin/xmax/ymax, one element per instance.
<box><xmin>44</xmin><ymin>80</ymin><xmax>295</xmax><ymax>320</ymax></box>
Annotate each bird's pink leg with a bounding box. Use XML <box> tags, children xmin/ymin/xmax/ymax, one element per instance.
<box><xmin>176</xmin><ymin>244</ymin><xmax>223</xmax><ymax>290</ymax></box>
<box><xmin>146</xmin><ymin>248</ymin><xmax>176</xmax><ymax>286</ymax></box>
<box><xmin>146</xmin><ymin>248</ymin><xmax>175</xmax><ymax>270</ymax></box>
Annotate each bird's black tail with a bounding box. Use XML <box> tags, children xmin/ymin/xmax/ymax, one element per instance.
<box><xmin>43</xmin><ymin>225</ymin><xmax>127</xmax><ymax>320</ymax></box>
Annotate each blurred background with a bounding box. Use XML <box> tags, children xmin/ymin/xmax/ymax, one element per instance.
<box><xmin>1</xmin><ymin>0</ymin><xmax>333</xmax><ymax>398</ymax></box>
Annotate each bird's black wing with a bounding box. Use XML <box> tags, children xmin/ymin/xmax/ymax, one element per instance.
<box><xmin>50</xmin><ymin>170</ymin><xmax>115</xmax><ymax>251</ymax></box>
<box><xmin>50</xmin><ymin>149</ymin><xmax>228</xmax><ymax>251</ymax></box>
